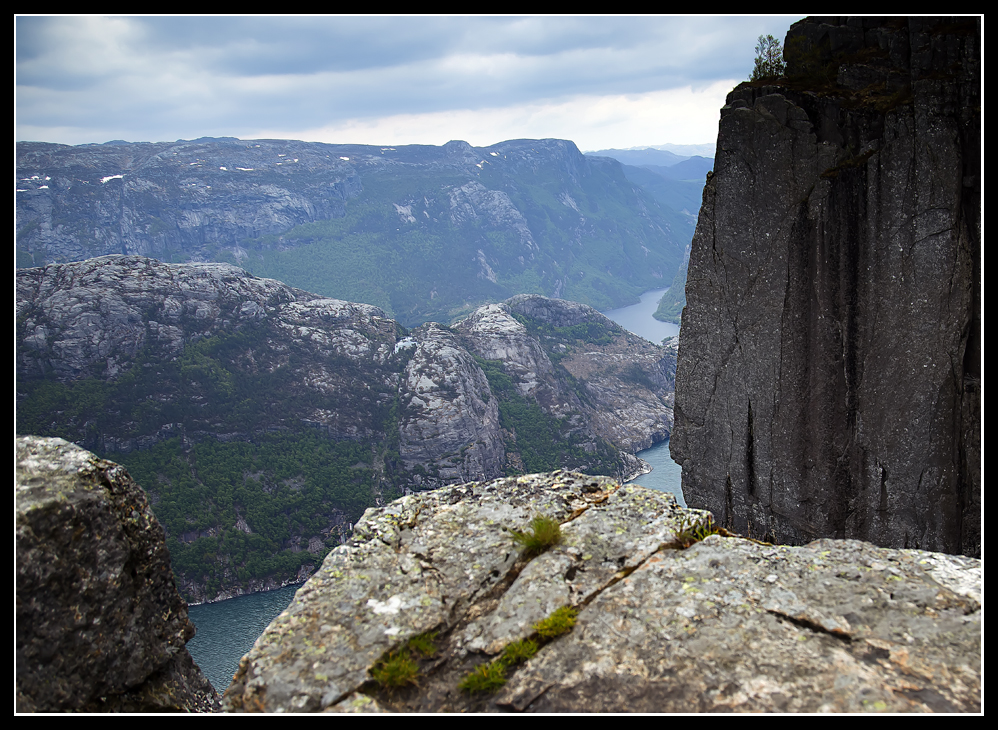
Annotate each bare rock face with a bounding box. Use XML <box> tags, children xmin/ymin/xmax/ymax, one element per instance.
<box><xmin>458</xmin><ymin>295</ymin><xmax>676</xmax><ymax>455</ymax></box>
<box><xmin>221</xmin><ymin>472</ymin><xmax>980</xmax><ymax>713</ymax></box>
<box><xmin>671</xmin><ymin>17</ymin><xmax>980</xmax><ymax>556</ymax></box>
<box><xmin>15</xmin><ymin>436</ymin><xmax>218</xmax><ymax>712</ymax></box>
<box><xmin>398</xmin><ymin>322</ymin><xmax>506</xmax><ymax>483</ymax></box>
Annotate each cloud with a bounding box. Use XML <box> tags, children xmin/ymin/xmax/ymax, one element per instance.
<box><xmin>253</xmin><ymin>81</ymin><xmax>738</xmax><ymax>150</ymax></box>
<box><xmin>16</xmin><ymin>15</ymin><xmax>797</xmax><ymax>147</ymax></box>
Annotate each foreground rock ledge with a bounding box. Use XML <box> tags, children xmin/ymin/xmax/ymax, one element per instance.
<box><xmin>222</xmin><ymin>472</ymin><xmax>980</xmax><ymax>713</ymax></box>
<box><xmin>15</xmin><ymin>436</ymin><xmax>218</xmax><ymax>712</ymax></box>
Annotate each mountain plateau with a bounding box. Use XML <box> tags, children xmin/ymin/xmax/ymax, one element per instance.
<box><xmin>17</xmin><ymin>137</ymin><xmax>689</xmax><ymax>326</ymax></box>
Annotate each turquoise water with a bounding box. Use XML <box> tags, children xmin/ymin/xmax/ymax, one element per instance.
<box><xmin>187</xmin><ymin>583</ymin><xmax>302</xmax><ymax>695</ymax></box>
<box><xmin>186</xmin><ymin>289</ymin><xmax>685</xmax><ymax>695</ymax></box>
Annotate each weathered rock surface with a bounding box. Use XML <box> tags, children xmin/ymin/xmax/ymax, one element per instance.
<box><xmin>397</xmin><ymin>322</ymin><xmax>506</xmax><ymax>483</ymax></box>
<box><xmin>17</xmin><ymin>256</ymin><xmax>673</xmax><ymax>480</ymax></box>
<box><xmin>672</xmin><ymin>17</ymin><xmax>980</xmax><ymax>556</ymax></box>
<box><xmin>17</xmin><ymin>256</ymin><xmax>674</xmax><ymax>602</ymax></box>
<box><xmin>15</xmin><ymin>435</ymin><xmax>218</xmax><ymax>712</ymax></box>
<box><xmin>222</xmin><ymin>471</ymin><xmax>980</xmax><ymax>713</ymax></box>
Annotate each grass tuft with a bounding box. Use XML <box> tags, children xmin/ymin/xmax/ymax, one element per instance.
<box><xmin>456</xmin><ymin>606</ymin><xmax>577</xmax><ymax>694</ymax></box>
<box><xmin>501</xmin><ymin>637</ymin><xmax>539</xmax><ymax>666</ymax></box>
<box><xmin>673</xmin><ymin>514</ymin><xmax>720</xmax><ymax>549</ymax></box>
<box><xmin>458</xmin><ymin>661</ymin><xmax>508</xmax><ymax>693</ymax></box>
<box><xmin>371</xmin><ymin>650</ymin><xmax>419</xmax><ymax>690</ymax></box>
<box><xmin>406</xmin><ymin>631</ymin><xmax>438</xmax><ymax>658</ymax></box>
<box><xmin>532</xmin><ymin>605</ymin><xmax>578</xmax><ymax>639</ymax></box>
<box><xmin>370</xmin><ymin>630</ymin><xmax>439</xmax><ymax>691</ymax></box>
<box><xmin>510</xmin><ymin>515</ymin><xmax>563</xmax><ymax>557</ymax></box>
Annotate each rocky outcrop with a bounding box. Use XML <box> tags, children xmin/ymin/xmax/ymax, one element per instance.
<box><xmin>397</xmin><ymin>322</ymin><xmax>506</xmax><ymax>483</ymax></box>
<box><xmin>222</xmin><ymin>471</ymin><xmax>981</xmax><ymax>713</ymax></box>
<box><xmin>672</xmin><ymin>17</ymin><xmax>980</xmax><ymax>556</ymax></box>
<box><xmin>458</xmin><ymin>295</ymin><xmax>675</xmax><ymax>455</ymax></box>
<box><xmin>17</xmin><ymin>256</ymin><xmax>673</xmax><ymax>478</ymax></box>
<box><xmin>17</xmin><ymin>256</ymin><xmax>675</xmax><ymax>602</ymax></box>
<box><xmin>15</xmin><ymin>436</ymin><xmax>218</xmax><ymax>712</ymax></box>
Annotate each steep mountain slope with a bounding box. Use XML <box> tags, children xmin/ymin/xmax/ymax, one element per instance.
<box><xmin>16</xmin><ymin>137</ymin><xmax>687</xmax><ymax>326</ymax></box>
<box><xmin>17</xmin><ymin>256</ymin><xmax>676</xmax><ymax>602</ymax></box>
<box><xmin>584</xmin><ymin>148</ymin><xmax>711</xmax><ymax>326</ymax></box>
<box><xmin>672</xmin><ymin>17</ymin><xmax>980</xmax><ymax>556</ymax></box>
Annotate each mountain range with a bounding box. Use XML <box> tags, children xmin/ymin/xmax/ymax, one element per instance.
<box><xmin>17</xmin><ymin>137</ymin><xmax>698</xmax><ymax>328</ymax></box>
<box><xmin>584</xmin><ymin>147</ymin><xmax>713</xmax><ymax>324</ymax></box>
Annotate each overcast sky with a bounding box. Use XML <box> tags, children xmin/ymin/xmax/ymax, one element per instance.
<box><xmin>15</xmin><ymin>15</ymin><xmax>798</xmax><ymax>152</ymax></box>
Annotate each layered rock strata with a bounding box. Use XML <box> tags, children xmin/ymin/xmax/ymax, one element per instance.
<box><xmin>672</xmin><ymin>17</ymin><xmax>980</xmax><ymax>556</ymax></box>
<box><xmin>222</xmin><ymin>471</ymin><xmax>981</xmax><ymax>713</ymax></box>
<box><xmin>15</xmin><ymin>436</ymin><xmax>218</xmax><ymax>712</ymax></box>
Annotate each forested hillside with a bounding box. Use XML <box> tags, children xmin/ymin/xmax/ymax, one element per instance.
<box><xmin>583</xmin><ymin>147</ymin><xmax>713</xmax><ymax>326</ymax></box>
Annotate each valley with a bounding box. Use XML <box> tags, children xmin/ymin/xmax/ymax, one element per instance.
<box><xmin>16</xmin><ymin>256</ymin><xmax>677</xmax><ymax>603</ymax></box>
<box><xmin>16</xmin><ymin>136</ymin><xmax>704</xmax><ymax>604</ymax></box>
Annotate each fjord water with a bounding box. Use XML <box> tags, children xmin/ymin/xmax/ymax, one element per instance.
<box><xmin>187</xmin><ymin>582</ymin><xmax>303</xmax><ymax>694</ymax></box>
<box><xmin>186</xmin><ymin>289</ymin><xmax>685</xmax><ymax>692</ymax></box>
<box><xmin>602</xmin><ymin>288</ymin><xmax>679</xmax><ymax>346</ymax></box>
<box><xmin>601</xmin><ymin>289</ymin><xmax>686</xmax><ymax>508</ymax></box>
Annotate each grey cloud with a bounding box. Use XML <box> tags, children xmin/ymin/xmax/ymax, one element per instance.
<box><xmin>16</xmin><ymin>15</ymin><xmax>797</xmax><ymax>145</ymax></box>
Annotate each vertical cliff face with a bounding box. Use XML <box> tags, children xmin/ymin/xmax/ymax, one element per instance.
<box><xmin>672</xmin><ymin>17</ymin><xmax>980</xmax><ymax>556</ymax></box>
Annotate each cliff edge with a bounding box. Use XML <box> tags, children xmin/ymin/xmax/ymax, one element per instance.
<box><xmin>671</xmin><ymin>17</ymin><xmax>980</xmax><ymax>556</ymax></box>
<box><xmin>222</xmin><ymin>470</ymin><xmax>980</xmax><ymax>712</ymax></box>
<box><xmin>14</xmin><ymin>439</ymin><xmax>979</xmax><ymax>712</ymax></box>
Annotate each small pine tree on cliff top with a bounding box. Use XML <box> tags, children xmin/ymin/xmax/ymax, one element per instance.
<box><xmin>750</xmin><ymin>34</ymin><xmax>785</xmax><ymax>81</ymax></box>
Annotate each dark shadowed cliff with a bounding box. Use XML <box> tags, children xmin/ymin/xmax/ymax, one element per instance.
<box><xmin>672</xmin><ymin>17</ymin><xmax>980</xmax><ymax>556</ymax></box>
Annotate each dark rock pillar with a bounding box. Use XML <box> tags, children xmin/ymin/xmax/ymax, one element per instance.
<box><xmin>671</xmin><ymin>17</ymin><xmax>980</xmax><ymax>557</ymax></box>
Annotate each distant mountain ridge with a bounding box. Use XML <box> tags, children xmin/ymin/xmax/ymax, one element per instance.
<box><xmin>17</xmin><ymin>136</ymin><xmax>689</xmax><ymax>327</ymax></box>
<box><xmin>584</xmin><ymin>142</ymin><xmax>716</xmax><ymax>159</ymax></box>
<box><xmin>585</xmin><ymin>147</ymin><xmax>688</xmax><ymax>167</ymax></box>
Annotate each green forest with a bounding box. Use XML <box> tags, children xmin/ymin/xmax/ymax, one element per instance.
<box><xmin>111</xmin><ymin>432</ymin><xmax>373</xmax><ymax>598</ymax></box>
